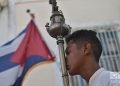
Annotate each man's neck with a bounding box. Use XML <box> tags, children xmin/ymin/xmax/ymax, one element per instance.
<box><xmin>79</xmin><ymin>62</ymin><xmax>100</xmax><ymax>83</ymax></box>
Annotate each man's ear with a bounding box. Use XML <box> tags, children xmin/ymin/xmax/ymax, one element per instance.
<box><xmin>83</xmin><ymin>42</ymin><xmax>92</xmax><ymax>55</ymax></box>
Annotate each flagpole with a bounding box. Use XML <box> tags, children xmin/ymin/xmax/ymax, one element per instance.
<box><xmin>45</xmin><ymin>0</ymin><xmax>71</xmax><ymax>86</ymax></box>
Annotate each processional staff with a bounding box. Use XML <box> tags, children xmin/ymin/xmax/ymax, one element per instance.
<box><xmin>45</xmin><ymin>0</ymin><xmax>71</xmax><ymax>86</ymax></box>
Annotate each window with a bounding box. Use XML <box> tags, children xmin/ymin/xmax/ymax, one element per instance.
<box><xmin>98</xmin><ymin>31</ymin><xmax>120</xmax><ymax>71</ymax></box>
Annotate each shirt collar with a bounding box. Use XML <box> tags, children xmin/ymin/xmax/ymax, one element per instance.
<box><xmin>89</xmin><ymin>68</ymin><xmax>105</xmax><ymax>86</ymax></box>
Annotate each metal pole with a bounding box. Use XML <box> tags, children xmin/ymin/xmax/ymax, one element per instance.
<box><xmin>57</xmin><ymin>36</ymin><xmax>70</xmax><ymax>86</ymax></box>
<box><xmin>45</xmin><ymin>0</ymin><xmax>71</xmax><ymax>86</ymax></box>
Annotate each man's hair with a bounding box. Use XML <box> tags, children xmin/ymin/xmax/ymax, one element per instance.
<box><xmin>66</xmin><ymin>30</ymin><xmax>102</xmax><ymax>62</ymax></box>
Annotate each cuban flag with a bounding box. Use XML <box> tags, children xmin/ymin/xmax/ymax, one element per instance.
<box><xmin>0</xmin><ymin>19</ymin><xmax>55</xmax><ymax>86</ymax></box>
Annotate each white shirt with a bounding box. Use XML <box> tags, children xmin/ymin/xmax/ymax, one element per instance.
<box><xmin>89</xmin><ymin>68</ymin><xmax>120</xmax><ymax>86</ymax></box>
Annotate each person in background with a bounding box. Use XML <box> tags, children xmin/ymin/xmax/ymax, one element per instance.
<box><xmin>65</xmin><ymin>30</ymin><xmax>120</xmax><ymax>86</ymax></box>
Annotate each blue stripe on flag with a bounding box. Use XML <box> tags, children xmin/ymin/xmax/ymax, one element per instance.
<box><xmin>0</xmin><ymin>52</ymin><xmax>18</xmax><ymax>72</ymax></box>
<box><xmin>23</xmin><ymin>55</ymin><xmax>47</xmax><ymax>73</ymax></box>
<box><xmin>1</xmin><ymin>28</ymin><xmax>27</xmax><ymax>47</ymax></box>
<box><xmin>12</xmin><ymin>55</ymin><xmax>47</xmax><ymax>86</ymax></box>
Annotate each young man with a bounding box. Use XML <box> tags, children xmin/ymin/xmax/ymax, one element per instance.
<box><xmin>65</xmin><ymin>30</ymin><xmax>120</xmax><ymax>86</ymax></box>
